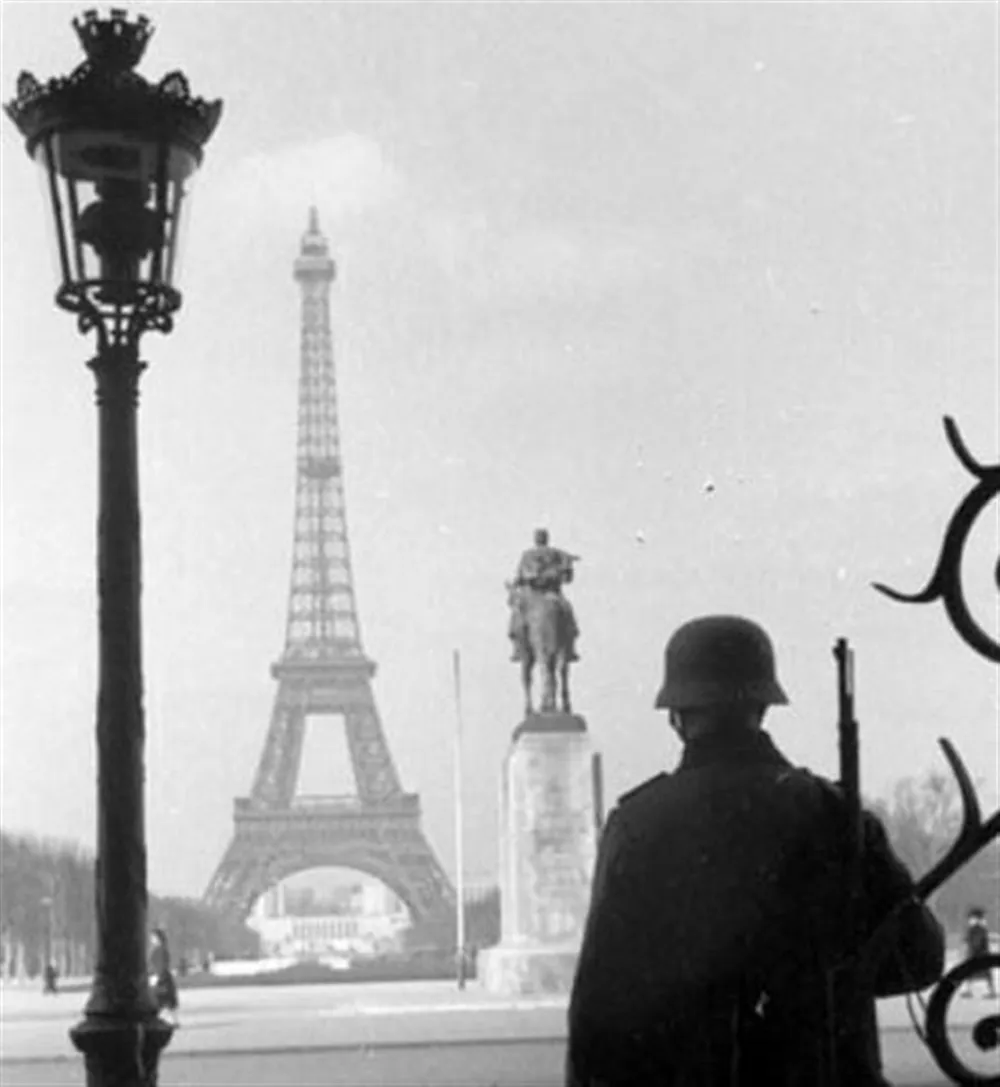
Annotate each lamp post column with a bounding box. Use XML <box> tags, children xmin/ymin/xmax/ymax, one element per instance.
<box><xmin>4</xmin><ymin>9</ymin><xmax>221</xmax><ymax>1083</ymax></box>
<box><xmin>71</xmin><ymin>340</ymin><xmax>170</xmax><ymax>1085</ymax></box>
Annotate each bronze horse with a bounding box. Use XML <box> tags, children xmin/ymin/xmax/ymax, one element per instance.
<box><xmin>510</xmin><ymin>584</ymin><xmax>574</xmax><ymax>716</ymax></box>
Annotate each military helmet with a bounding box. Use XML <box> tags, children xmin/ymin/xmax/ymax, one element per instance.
<box><xmin>654</xmin><ymin>615</ymin><xmax>789</xmax><ymax>710</ymax></box>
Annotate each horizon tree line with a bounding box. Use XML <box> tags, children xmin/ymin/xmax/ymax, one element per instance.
<box><xmin>2</xmin><ymin>768</ymin><xmax>995</xmax><ymax>980</ymax></box>
<box><xmin>0</xmin><ymin>831</ymin><xmax>259</xmax><ymax>980</ymax></box>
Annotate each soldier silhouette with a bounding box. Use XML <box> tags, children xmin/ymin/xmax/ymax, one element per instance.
<box><xmin>567</xmin><ymin>615</ymin><xmax>945</xmax><ymax>1086</ymax></box>
<box><xmin>150</xmin><ymin>927</ymin><xmax>180</xmax><ymax>1027</ymax></box>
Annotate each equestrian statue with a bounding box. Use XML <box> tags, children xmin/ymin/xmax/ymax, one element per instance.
<box><xmin>507</xmin><ymin>528</ymin><xmax>580</xmax><ymax>716</ymax></box>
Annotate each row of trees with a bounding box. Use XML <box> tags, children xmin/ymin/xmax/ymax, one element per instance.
<box><xmin>2</xmin><ymin>767</ymin><xmax>994</xmax><ymax>980</ymax></box>
<box><xmin>0</xmin><ymin>831</ymin><xmax>259</xmax><ymax>980</ymax></box>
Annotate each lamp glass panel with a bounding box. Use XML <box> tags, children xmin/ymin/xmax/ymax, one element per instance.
<box><xmin>60</xmin><ymin>174</ymin><xmax>101</xmax><ymax>284</ymax></box>
<box><xmin>33</xmin><ymin>138</ymin><xmax>71</xmax><ymax>288</ymax></box>
<box><xmin>162</xmin><ymin>177</ymin><xmax>189</xmax><ymax>289</ymax></box>
<box><xmin>33</xmin><ymin>133</ymin><xmax>195</xmax><ymax>293</ymax></box>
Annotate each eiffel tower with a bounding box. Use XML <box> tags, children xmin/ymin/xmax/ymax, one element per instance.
<box><xmin>205</xmin><ymin>209</ymin><xmax>454</xmax><ymax>925</ymax></box>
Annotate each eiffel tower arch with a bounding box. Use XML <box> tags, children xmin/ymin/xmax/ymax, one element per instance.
<box><xmin>205</xmin><ymin>210</ymin><xmax>454</xmax><ymax>926</ymax></box>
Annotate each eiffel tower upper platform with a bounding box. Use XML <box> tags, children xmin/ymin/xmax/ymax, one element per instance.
<box><xmin>204</xmin><ymin>210</ymin><xmax>454</xmax><ymax>925</ymax></box>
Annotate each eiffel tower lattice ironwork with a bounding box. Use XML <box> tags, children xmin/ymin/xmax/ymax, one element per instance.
<box><xmin>204</xmin><ymin>210</ymin><xmax>455</xmax><ymax>924</ymax></box>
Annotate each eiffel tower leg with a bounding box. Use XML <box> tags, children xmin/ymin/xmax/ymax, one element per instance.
<box><xmin>345</xmin><ymin>703</ymin><xmax>401</xmax><ymax>802</ymax></box>
<box><xmin>387</xmin><ymin>825</ymin><xmax>456</xmax><ymax>925</ymax></box>
<box><xmin>250</xmin><ymin>695</ymin><xmax>306</xmax><ymax>809</ymax></box>
<box><xmin>204</xmin><ymin>836</ymin><xmax>249</xmax><ymax>915</ymax></box>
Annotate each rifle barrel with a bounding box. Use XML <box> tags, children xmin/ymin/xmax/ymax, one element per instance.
<box><xmin>835</xmin><ymin>639</ymin><xmax>864</xmax><ymax>937</ymax></box>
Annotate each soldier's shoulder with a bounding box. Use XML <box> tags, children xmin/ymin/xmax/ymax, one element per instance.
<box><xmin>784</xmin><ymin>766</ymin><xmax>844</xmax><ymax>807</ymax></box>
<box><xmin>616</xmin><ymin>772</ymin><xmax>671</xmax><ymax>809</ymax></box>
<box><xmin>772</xmin><ymin>762</ymin><xmax>835</xmax><ymax>798</ymax></box>
<box><xmin>773</xmin><ymin>765</ymin><xmax>855</xmax><ymax>828</ymax></box>
<box><xmin>774</xmin><ymin>762</ymin><xmax>831</xmax><ymax>788</ymax></box>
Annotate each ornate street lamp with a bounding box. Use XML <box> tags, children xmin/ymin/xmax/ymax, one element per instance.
<box><xmin>5</xmin><ymin>9</ymin><xmax>221</xmax><ymax>1085</ymax></box>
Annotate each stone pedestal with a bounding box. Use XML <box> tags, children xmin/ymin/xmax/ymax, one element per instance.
<box><xmin>479</xmin><ymin>712</ymin><xmax>599</xmax><ymax>995</ymax></box>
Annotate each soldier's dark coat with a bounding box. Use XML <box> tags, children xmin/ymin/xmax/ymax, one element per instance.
<box><xmin>566</xmin><ymin>728</ymin><xmax>944</xmax><ymax>1086</ymax></box>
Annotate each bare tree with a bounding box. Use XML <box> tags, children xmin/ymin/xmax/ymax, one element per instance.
<box><xmin>0</xmin><ymin>831</ymin><xmax>258</xmax><ymax>979</ymax></box>
<box><xmin>871</xmin><ymin>772</ymin><xmax>999</xmax><ymax>935</ymax></box>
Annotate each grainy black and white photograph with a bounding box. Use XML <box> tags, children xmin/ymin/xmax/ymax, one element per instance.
<box><xmin>1</xmin><ymin>3</ymin><xmax>997</xmax><ymax>1085</ymax></box>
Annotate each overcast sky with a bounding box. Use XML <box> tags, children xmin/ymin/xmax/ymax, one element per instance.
<box><xmin>2</xmin><ymin>2</ymin><xmax>997</xmax><ymax>901</ymax></box>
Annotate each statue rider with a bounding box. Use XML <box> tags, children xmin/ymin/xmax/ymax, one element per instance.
<box><xmin>509</xmin><ymin>528</ymin><xmax>580</xmax><ymax>662</ymax></box>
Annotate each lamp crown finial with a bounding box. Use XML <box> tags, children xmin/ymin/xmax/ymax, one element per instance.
<box><xmin>72</xmin><ymin>8</ymin><xmax>153</xmax><ymax>74</ymax></box>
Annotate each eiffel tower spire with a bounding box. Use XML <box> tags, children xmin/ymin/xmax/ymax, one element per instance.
<box><xmin>282</xmin><ymin>206</ymin><xmax>364</xmax><ymax>663</ymax></box>
<box><xmin>204</xmin><ymin>211</ymin><xmax>454</xmax><ymax>924</ymax></box>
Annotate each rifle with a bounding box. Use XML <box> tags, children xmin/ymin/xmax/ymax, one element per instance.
<box><xmin>835</xmin><ymin>638</ymin><xmax>864</xmax><ymax>947</ymax></box>
<box><xmin>824</xmin><ymin>638</ymin><xmax>866</xmax><ymax>1087</ymax></box>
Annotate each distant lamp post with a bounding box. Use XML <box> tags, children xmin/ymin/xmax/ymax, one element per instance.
<box><xmin>5</xmin><ymin>9</ymin><xmax>221</xmax><ymax>1086</ymax></box>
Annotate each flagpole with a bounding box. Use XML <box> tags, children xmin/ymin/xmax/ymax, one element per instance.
<box><xmin>452</xmin><ymin>649</ymin><xmax>467</xmax><ymax>990</ymax></box>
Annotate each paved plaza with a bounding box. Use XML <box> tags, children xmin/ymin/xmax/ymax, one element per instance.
<box><xmin>0</xmin><ymin>980</ymin><xmax>566</xmax><ymax>1062</ymax></box>
<box><xmin>2</xmin><ymin>977</ymin><xmax>995</xmax><ymax>1085</ymax></box>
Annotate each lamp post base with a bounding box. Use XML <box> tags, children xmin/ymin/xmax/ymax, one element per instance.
<box><xmin>70</xmin><ymin>1014</ymin><xmax>173</xmax><ymax>1087</ymax></box>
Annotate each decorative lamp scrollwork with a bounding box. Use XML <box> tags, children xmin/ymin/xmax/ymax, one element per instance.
<box><xmin>4</xmin><ymin>7</ymin><xmax>222</xmax><ymax>350</ymax></box>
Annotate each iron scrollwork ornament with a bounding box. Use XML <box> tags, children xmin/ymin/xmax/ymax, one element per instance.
<box><xmin>875</xmin><ymin>416</ymin><xmax>999</xmax><ymax>1086</ymax></box>
<box><xmin>925</xmin><ymin>953</ymin><xmax>1000</xmax><ymax>1087</ymax></box>
<box><xmin>873</xmin><ymin>415</ymin><xmax>999</xmax><ymax>663</ymax></box>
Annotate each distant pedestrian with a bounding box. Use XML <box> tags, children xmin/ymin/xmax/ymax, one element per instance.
<box><xmin>962</xmin><ymin>907</ymin><xmax>996</xmax><ymax>998</ymax></box>
<box><xmin>42</xmin><ymin>962</ymin><xmax>58</xmax><ymax>995</ymax></box>
<box><xmin>150</xmin><ymin>928</ymin><xmax>180</xmax><ymax>1026</ymax></box>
